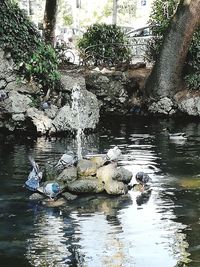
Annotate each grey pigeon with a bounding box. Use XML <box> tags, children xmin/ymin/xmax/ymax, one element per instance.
<box><xmin>135</xmin><ymin>172</ymin><xmax>152</xmax><ymax>187</ymax></box>
<box><xmin>25</xmin><ymin>156</ymin><xmax>43</xmax><ymax>191</ymax></box>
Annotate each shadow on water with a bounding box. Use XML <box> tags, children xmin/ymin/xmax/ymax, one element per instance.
<box><xmin>1</xmin><ymin>116</ymin><xmax>200</xmax><ymax>266</ymax></box>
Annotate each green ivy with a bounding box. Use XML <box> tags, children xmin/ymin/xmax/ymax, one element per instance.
<box><xmin>77</xmin><ymin>23</ymin><xmax>131</xmax><ymax>66</ymax></box>
<box><xmin>146</xmin><ymin>0</ymin><xmax>200</xmax><ymax>90</ymax></box>
<box><xmin>0</xmin><ymin>0</ymin><xmax>60</xmax><ymax>91</ymax></box>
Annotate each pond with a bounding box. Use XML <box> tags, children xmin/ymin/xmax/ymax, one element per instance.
<box><xmin>1</xmin><ymin>116</ymin><xmax>200</xmax><ymax>267</ymax></box>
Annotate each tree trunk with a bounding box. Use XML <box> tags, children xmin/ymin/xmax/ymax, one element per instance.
<box><xmin>43</xmin><ymin>0</ymin><xmax>58</xmax><ymax>46</ymax></box>
<box><xmin>145</xmin><ymin>0</ymin><xmax>200</xmax><ymax>100</ymax></box>
<box><xmin>112</xmin><ymin>0</ymin><xmax>118</xmax><ymax>24</ymax></box>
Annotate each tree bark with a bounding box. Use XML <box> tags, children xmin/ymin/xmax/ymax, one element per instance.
<box><xmin>43</xmin><ymin>0</ymin><xmax>58</xmax><ymax>46</ymax></box>
<box><xmin>112</xmin><ymin>0</ymin><xmax>118</xmax><ymax>24</ymax></box>
<box><xmin>145</xmin><ymin>0</ymin><xmax>200</xmax><ymax>100</ymax></box>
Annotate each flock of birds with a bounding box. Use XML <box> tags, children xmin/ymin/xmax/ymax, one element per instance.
<box><xmin>23</xmin><ymin>127</ymin><xmax>188</xmax><ymax>201</ymax></box>
<box><xmin>24</xmin><ymin>146</ymin><xmax>152</xmax><ymax>201</ymax></box>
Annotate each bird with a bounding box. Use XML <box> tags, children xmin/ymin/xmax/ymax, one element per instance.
<box><xmin>25</xmin><ymin>156</ymin><xmax>43</xmax><ymax>191</ymax></box>
<box><xmin>164</xmin><ymin>128</ymin><xmax>187</xmax><ymax>140</ymax></box>
<box><xmin>106</xmin><ymin>146</ymin><xmax>122</xmax><ymax>162</ymax></box>
<box><xmin>41</xmin><ymin>101</ymin><xmax>51</xmax><ymax>111</ymax></box>
<box><xmin>135</xmin><ymin>172</ymin><xmax>152</xmax><ymax>188</ymax></box>
<box><xmin>38</xmin><ymin>182</ymin><xmax>61</xmax><ymax>199</ymax></box>
<box><xmin>55</xmin><ymin>153</ymin><xmax>78</xmax><ymax>169</ymax></box>
<box><xmin>0</xmin><ymin>90</ymin><xmax>9</xmax><ymax>101</ymax></box>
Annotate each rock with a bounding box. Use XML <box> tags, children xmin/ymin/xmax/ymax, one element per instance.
<box><xmin>96</xmin><ymin>163</ymin><xmax>128</xmax><ymax>195</ymax></box>
<box><xmin>2</xmin><ymin>91</ymin><xmax>32</xmax><ymax>113</ymax></box>
<box><xmin>44</xmin><ymin>104</ymin><xmax>58</xmax><ymax>119</ymax></box>
<box><xmin>60</xmin><ymin>73</ymin><xmax>86</xmax><ymax>92</ymax></box>
<box><xmin>77</xmin><ymin>159</ymin><xmax>98</xmax><ymax>177</ymax></box>
<box><xmin>89</xmin><ymin>156</ymin><xmax>106</xmax><ymax>168</ymax></box>
<box><xmin>175</xmin><ymin>90</ymin><xmax>200</xmax><ymax>116</ymax></box>
<box><xmin>62</xmin><ymin>192</ymin><xmax>78</xmax><ymax>201</ymax></box>
<box><xmin>50</xmin><ymin>105</ymin><xmax>72</xmax><ymax>133</ymax></box>
<box><xmin>26</xmin><ymin>107</ymin><xmax>52</xmax><ymax>134</ymax></box>
<box><xmin>96</xmin><ymin>163</ymin><xmax>117</xmax><ymax>184</ymax></box>
<box><xmin>67</xmin><ymin>179</ymin><xmax>104</xmax><ymax>194</ymax></box>
<box><xmin>148</xmin><ymin>97</ymin><xmax>176</xmax><ymax>115</ymax></box>
<box><xmin>113</xmin><ymin>167</ymin><xmax>133</xmax><ymax>184</ymax></box>
<box><xmin>42</xmin><ymin>197</ymin><xmax>67</xmax><ymax>207</ymax></box>
<box><xmin>12</xmin><ymin>113</ymin><xmax>25</xmax><ymax>122</ymax></box>
<box><xmin>104</xmin><ymin>180</ymin><xmax>128</xmax><ymax>195</ymax></box>
<box><xmin>29</xmin><ymin>193</ymin><xmax>45</xmax><ymax>200</ymax></box>
<box><xmin>57</xmin><ymin>166</ymin><xmax>78</xmax><ymax>184</ymax></box>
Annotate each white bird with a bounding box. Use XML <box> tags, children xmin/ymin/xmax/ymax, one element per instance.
<box><xmin>106</xmin><ymin>146</ymin><xmax>122</xmax><ymax>162</ymax></box>
<box><xmin>55</xmin><ymin>153</ymin><xmax>77</xmax><ymax>169</ymax></box>
<box><xmin>25</xmin><ymin>156</ymin><xmax>43</xmax><ymax>191</ymax></box>
<box><xmin>37</xmin><ymin>182</ymin><xmax>61</xmax><ymax>199</ymax></box>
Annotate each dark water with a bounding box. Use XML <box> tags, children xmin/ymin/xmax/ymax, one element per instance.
<box><xmin>1</xmin><ymin>116</ymin><xmax>200</xmax><ymax>267</ymax></box>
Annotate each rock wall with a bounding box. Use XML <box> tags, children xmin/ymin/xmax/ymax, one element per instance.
<box><xmin>0</xmin><ymin>49</ymin><xmax>99</xmax><ymax>135</ymax></box>
<box><xmin>85</xmin><ymin>66</ymin><xmax>200</xmax><ymax>117</ymax></box>
<box><xmin>1</xmin><ymin>45</ymin><xmax>200</xmax><ymax>135</ymax></box>
<box><xmin>85</xmin><ymin>65</ymin><xmax>150</xmax><ymax>115</ymax></box>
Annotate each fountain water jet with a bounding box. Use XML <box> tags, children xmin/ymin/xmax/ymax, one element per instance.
<box><xmin>71</xmin><ymin>84</ymin><xmax>98</xmax><ymax>160</ymax></box>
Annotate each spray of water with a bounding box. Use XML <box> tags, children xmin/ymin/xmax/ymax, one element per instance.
<box><xmin>71</xmin><ymin>85</ymin><xmax>84</xmax><ymax>160</ymax></box>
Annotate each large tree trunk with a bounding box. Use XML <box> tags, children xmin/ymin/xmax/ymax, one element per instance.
<box><xmin>145</xmin><ymin>0</ymin><xmax>200</xmax><ymax>100</ymax></box>
<box><xmin>43</xmin><ymin>0</ymin><xmax>58</xmax><ymax>46</ymax></box>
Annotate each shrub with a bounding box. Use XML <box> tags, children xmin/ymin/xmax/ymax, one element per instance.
<box><xmin>0</xmin><ymin>0</ymin><xmax>60</xmax><ymax>91</ymax></box>
<box><xmin>77</xmin><ymin>23</ymin><xmax>131</xmax><ymax>66</ymax></box>
<box><xmin>146</xmin><ymin>0</ymin><xmax>200</xmax><ymax>89</ymax></box>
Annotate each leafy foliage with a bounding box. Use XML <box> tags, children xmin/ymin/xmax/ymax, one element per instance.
<box><xmin>146</xmin><ymin>0</ymin><xmax>200</xmax><ymax>89</ymax></box>
<box><xmin>0</xmin><ymin>0</ymin><xmax>60</xmax><ymax>90</ymax></box>
<box><xmin>77</xmin><ymin>23</ymin><xmax>131</xmax><ymax>66</ymax></box>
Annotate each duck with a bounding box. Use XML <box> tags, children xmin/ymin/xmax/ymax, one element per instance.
<box><xmin>25</xmin><ymin>156</ymin><xmax>43</xmax><ymax>191</ymax></box>
<box><xmin>106</xmin><ymin>146</ymin><xmax>122</xmax><ymax>162</ymax></box>
<box><xmin>135</xmin><ymin>172</ymin><xmax>152</xmax><ymax>188</ymax></box>
<box><xmin>165</xmin><ymin>128</ymin><xmax>187</xmax><ymax>140</ymax></box>
<box><xmin>38</xmin><ymin>182</ymin><xmax>61</xmax><ymax>199</ymax></box>
<box><xmin>55</xmin><ymin>153</ymin><xmax>78</xmax><ymax>169</ymax></box>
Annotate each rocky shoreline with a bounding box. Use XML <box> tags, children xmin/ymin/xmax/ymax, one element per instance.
<box><xmin>1</xmin><ymin>48</ymin><xmax>200</xmax><ymax>136</ymax></box>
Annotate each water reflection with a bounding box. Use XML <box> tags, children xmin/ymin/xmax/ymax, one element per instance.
<box><xmin>26</xmin><ymin>209</ymin><xmax>71</xmax><ymax>267</ymax></box>
<box><xmin>2</xmin><ymin>117</ymin><xmax>200</xmax><ymax>266</ymax></box>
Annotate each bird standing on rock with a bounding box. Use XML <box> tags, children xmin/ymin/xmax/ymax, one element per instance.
<box><xmin>55</xmin><ymin>153</ymin><xmax>77</xmax><ymax>169</ymax></box>
<box><xmin>40</xmin><ymin>182</ymin><xmax>61</xmax><ymax>199</ymax></box>
<box><xmin>106</xmin><ymin>146</ymin><xmax>122</xmax><ymax>162</ymax></box>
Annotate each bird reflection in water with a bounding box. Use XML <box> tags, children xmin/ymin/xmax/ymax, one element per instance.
<box><xmin>136</xmin><ymin>187</ymin><xmax>152</xmax><ymax>206</ymax></box>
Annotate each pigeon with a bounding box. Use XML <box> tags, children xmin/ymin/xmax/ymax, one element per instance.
<box><xmin>38</xmin><ymin>182</ymin><xmax>61</xmax><ymax>199</ymax></box>
<box><xmin>135</xmin><ymin>172</ymin><xmax>152</xmax><ymax>188</ymax></box>
<box><xmin>55</xmin><ymin>153</ymin><xmax>77</xmax><ymax>169</ymax></box>
<box><xmin>0</xmin><ymin>90</ymin><xmax>9</xmax><ymax>101</ymax></box>
<box><xmin>41</xmin><ymin>101</ymin><xmax>51</xmax><ymax>111</ymax></box>
<box><xmin>25</xmin><ymin>156</ymin><xmax>43</xmax><ymax>191</ymax></box>
<box><xmin>106</xmin><ymin>146</ymin><xmax>122</xmax><ymax>162</ymax></box>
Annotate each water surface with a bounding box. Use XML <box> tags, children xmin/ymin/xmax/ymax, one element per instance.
<box><xmin>1</xmin><ymin>116</ymin><xmax>200</xmax><ymax>267</ymax></box>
